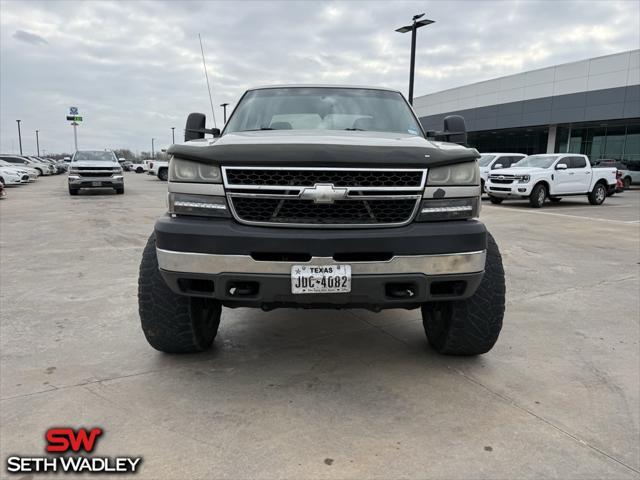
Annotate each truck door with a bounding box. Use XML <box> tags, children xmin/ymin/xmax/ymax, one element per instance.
<box><xmin>569</xmin><ymin>156</ymin><xmax>591</xmax><ymax>192</ymax></box>
<box><xmin>554</xmin><ymin>156</ymin><xmax>574</xmax><ymax>193</ymax></box>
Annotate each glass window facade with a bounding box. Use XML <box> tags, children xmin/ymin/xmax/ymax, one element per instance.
<box><xmin>556</xmin><ymin>121</ymin><xmax>640</xmax><ymax>167</ymax></box>
<box><xmin>467</xmin><ymin>126</ymin><xmax>549</xmax><ymax>155</ymax></box>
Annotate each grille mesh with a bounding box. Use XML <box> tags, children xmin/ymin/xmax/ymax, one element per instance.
<box><xmin>231</xmin><ymin>197</ymin><xmax>416</xmax><ymax>225</ymax></box>
<box><xmin>225</xmin><ymin>169</ymin><xmax>423</xmax><ymax>188</ymax></box>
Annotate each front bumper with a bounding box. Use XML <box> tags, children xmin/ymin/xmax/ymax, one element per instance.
<box><xmin>2</xmin><ymin>176</ymin><xmax>22</xmax><ymax>185</ymax></box>
<box><xmin>486</xmin><ymin>180</ymin><xmax>533</xmax><ymax>198</ymax></box>
<box><xmin>155</xmin><ymin>216</ymin><xmax>487</xmax><ymax>309</ymax></box>
<box><xmin>68</xmin><ymin>175</ymin><xmax>124</xmax><ymax>188</ymax></box>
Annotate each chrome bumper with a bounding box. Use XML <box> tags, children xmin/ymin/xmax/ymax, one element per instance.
<box><xmin>156</xmin><ymin>248</ymin><xmax>486</xmax><ymax>276</ymax></box>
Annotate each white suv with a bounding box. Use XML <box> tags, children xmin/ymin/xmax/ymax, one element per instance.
<box><xmin>478</xmin><ymin>153</ymin><xmax>525</xmax><ymax>193</ymax></box>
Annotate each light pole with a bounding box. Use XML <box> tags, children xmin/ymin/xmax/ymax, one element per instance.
<box><xmin>71</xmin><ymin>122</ymin><xmax>79</xmax><ymax>151</ymax></box>
<box><xmin>171</xmin><ymin>127</ymin><xmax>175</xmax><ymax>144</ymax></box>
<box><xmin>35</xmin><ymin>130</ymin><xmax>40</xmax><ymax>156</ymax></box>
<box><xmin>396</xmin><ymin>13</ymin><xmax>434</xmax><ymax>105</ymax></box>
<box><xmin>151</xmin><ymin>138</ymin><xmax>155</xmax><ymax>159</ymax></box>
<box><xmin>220</xmin><ymin>103</ymin><xmax>229</xmax><ymax>123</ymax></box>
<box><xmin>16</xmin><ymin>120</ymin><xmax>23</xmax><ymax>155</ymax></box>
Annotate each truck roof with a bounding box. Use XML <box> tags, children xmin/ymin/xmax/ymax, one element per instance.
<box><xmin>246</xmin><ymin>84</ymin><xmax>402</xmax><ymax>94</ymax></box>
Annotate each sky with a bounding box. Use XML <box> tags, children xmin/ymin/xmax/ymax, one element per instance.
<box><xmin>1</xmin><ymin>0</ymin><xmax>639</xmax><ymax>155</ymax></box>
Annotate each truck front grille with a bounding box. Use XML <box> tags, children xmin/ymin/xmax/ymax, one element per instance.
<box><xmin>76</xmin><ymin>167</ymin><xmax>118</xmax><ymax>177</ymax></box>
<box><xmin>222</xmin><ymin>166</ymin><xmax>426</xmax><ymax>228</ymax></box>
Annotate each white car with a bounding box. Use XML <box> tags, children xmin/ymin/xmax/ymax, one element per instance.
<box><xmin>0</xmin><ymin>155</ymin><xmax>53</xmax><ymax>176</ymax></box>
<box><xmin>0</xmin><ymin>159</ymin><xmax>38</xmax><ymax>182</ymax></box>
<box><xmin>130</xmin><ymin>162</ymin><xmax>148</xmax><ymax>173</ymax></box>
<box><xmin>0</xmin><ymin>166</ymin><xmax>26</xmax><ymax>186</ymax></box>
<box><xmin>478</xmin><ymin>153</ymin><xmax>526</xmax><ymax>193</ymax></box>
<box><xmin>485</xmin><ymin>153</ymin><xmax>617</xmax><ymax>207</ymax></box>
<box><xmin>148</xmin><ymin>160</ymin><xmax>169</xmax><ymax>180</ymax></box>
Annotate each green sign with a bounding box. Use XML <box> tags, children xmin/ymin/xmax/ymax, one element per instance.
<box><xmin>66</xmin><ymin>116</ymin><xmax>83</xmax><ymax>122</ymax></box>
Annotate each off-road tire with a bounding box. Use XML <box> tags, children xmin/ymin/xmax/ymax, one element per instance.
<box><xmin>623</xmin><ymin>177</ymin><xmax>631</xmax><ymax>190</ymax></box>
<box><xmin>138</xmin><ymin>233</ymin><xmax>221</xmax><ymax>353</ymax></box>
<box><xmin>136</xmin><ymin>167</ymin><xmax>144</xmax><ymax>173</ymax></box>
<box><xmin>158</xmin><ymin>168</ymin><xmax>168</xmax><ymax>181</ymax></box>
<box><xmin>116</xmin><ymin>187</ymin><xmax>125</xmax><ymax>194</ymax></box>
<box><xmin>68</xmin><ymin>187</ymin><xmax>79</xmax><ymax>196</ymax></box>
<box><xmin>529</xmin><ymin>183</ymin><xmax>546</xmax><ymax>208</ymax></box>
<box><xmin>588</xmin><ymin>182</ymin><xmax>607</xmax><ymax>205</ymax></box>
<box><xmin>422</xmin><ymin>232</ymin><xmax>505</xmax><ymax>355</ymax></box>
<box><xmin>489</xmin><ymin>196</ymin><xmax>503</xmax><ymax>204</ymax></box>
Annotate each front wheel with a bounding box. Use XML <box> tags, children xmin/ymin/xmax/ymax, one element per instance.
<box><xmin>136</xmin><ymin>167</ymin><xmax>144</xmax><ymax>173</ymax></box>
<box><xmin>489</xmin><ymin>196</ymin><xmax>503</xmax><ymax>204</ymax></box>
<box><xmin>158</xmin><ymin>168</ymin><xmax>168</xmax><ymax>181</ymax></box>
<box><xmin>115</xmin><ymin>187</ymin><xmax>124</xmax><ymax>194</ymax></box>
<box><xmin>529</xmin><ymin>183</ymin><xmax>547</xmax><ymax>208</ymax></box>
<box><xmin>623</xmin><ymin>177</ymin><xmax>631</xmax><ymax>190</ymax></box>
<box><xmin>138</xmin><ymin>233</ymin><xmax>221</xmax><ymax>353</ymax></box>
<box><xmin>422</xmin><ymin>232</ymin><xmax>505</xmax><ymax>355</ymax></box>
<box><xmin>68</xmin><ymin>186</ymin><xmax>79</xmax><ymax>196</ymax></box>
<box><xmin>588</xmin><ymin>183</ymin><xmax>607</xmax><ymax>205</ymax></box>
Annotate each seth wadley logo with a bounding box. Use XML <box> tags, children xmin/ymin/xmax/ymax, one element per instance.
<box><xmin>6</xmin><ymin>427</ymin><xmax>142</xmax><ymax>474</ymax></box>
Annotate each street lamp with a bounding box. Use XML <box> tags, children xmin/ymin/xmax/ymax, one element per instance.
<box><xmin>35</xmin><ymin>130</ymin><xmax>40</xmax><ymax>156</ymax></box>
<box><xmin>151</xmin><ymin>138</ymin><xmax>155</xmax><ymax>159</ymax></box>
<box><xmin>16</xmin><ymin>120</ymin><xmax>23</xmax><ymax>155</ymax></box>
<box><xmin>171</xmin><ymin>127</ymin><xmax>175</xmax><ymax>144</ymax></box>
<box><xmin>396</xmin><ymin>13</ymin><xmax>435</xmax><ymax>105</ymax></box>
<box><xmin>220</xmin><ymin>103</ymin><xmax>230</xmax><ymax>123</ymax></box>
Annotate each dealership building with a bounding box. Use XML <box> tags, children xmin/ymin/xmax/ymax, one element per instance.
<box><xmin>414</xmin><ymin>50</ymin><xmax>639</xmax><ymax>167</ymax></box>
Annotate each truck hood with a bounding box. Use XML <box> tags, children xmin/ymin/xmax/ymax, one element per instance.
<box><xmin>70</xmin><ymin>161</ymin><xmax>119</xmax><ymax>168</ymax></box>
<box><xmin>168</xmin><ymin>130</ymin><xmax>479</xmax><ymax>167</ymax></box>
<box><xmin>490</xmin><ymin>167</ymin><xmax>547</xmax><ymax>176</ymax></box>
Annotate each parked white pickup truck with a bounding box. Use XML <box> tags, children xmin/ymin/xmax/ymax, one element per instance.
<box><xmin>147</xmin><ymin>160</ymin><xmax>169</xmax><ymax>180</ymax></box>
<box><xmin>478</xmin><ymin>153</ymin><xmax>526</xmax><ymax>193</ymax></box>
<box><xmin>485</xmin><ymin>153</ymin><xmax>616</xmax><ymax>207</ymax></box>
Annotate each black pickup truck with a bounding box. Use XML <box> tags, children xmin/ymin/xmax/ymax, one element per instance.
<box><xmin>138</xmin><ymin>85</ymin><xmax>505</xmax><ymax>355</ymax></box>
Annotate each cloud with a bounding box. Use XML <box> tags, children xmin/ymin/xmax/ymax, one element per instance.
<box><xmin>0</xmin><ymin>0</ymin><xmax>638</xmax><ymax>154</ymax></box>
<box><xmin>12</xmin><ymin>29</ymin><xmax>48</xmax><ymax>45</ymax></box>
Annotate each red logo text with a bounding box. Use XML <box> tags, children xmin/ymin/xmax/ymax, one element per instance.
<box><xmin>45</xmin><ymin>428</ymin><xmax>103</xmax><ymax>453</ymax></box>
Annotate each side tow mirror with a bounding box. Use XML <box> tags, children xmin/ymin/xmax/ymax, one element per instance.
<box><xmin>443</xmin><ymin>115</ymin><xmax>467</xmax><ymax>146</ymax></box>
<box><xmin>556</xmin><ymin>163</ymin><xmax>568</xmax><ymax>170</ymax></box>
<box><xmin>493</xmin><ymin>164</ymin><xmax>503</xmax><ymax>169</ymax></box>
<box><xmin>184</xmin><ymin>113</ymin><xmax>221</xmax><ymax>141</ymax></box>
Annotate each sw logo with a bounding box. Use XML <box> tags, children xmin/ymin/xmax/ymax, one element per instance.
<box><xmin>6</xmin><ymin>427</ymin><xmax>142</xmax><ymax>475</ymax></box>
<box><xmin>46</xmin><ymin>427</ymin><xmax>103</xmax><ymax>453</ymax></box>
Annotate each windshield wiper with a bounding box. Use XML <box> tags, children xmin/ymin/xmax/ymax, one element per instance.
<box><xmin>240</xmin><ymin>127</ymin><xmax>274</xmax><ymax>132</ymax></box>
<box><xmin>344</xmin><ymin>128</ymin><xmax>366</xmax><ymax>131</ymax></box>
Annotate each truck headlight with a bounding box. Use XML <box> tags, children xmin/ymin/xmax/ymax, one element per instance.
<box><xmin>417</xmin><ymin>197</ymin><xmax>480</xmax><ymax>221</ymax></box>
<box><xmin>517</xmin><ymin>175</ymin><xmax>530</xmax><ymax>183</ymax></box>
<box><xmin>427</xmin><ymin>162</ymin><xmax>479</xmax><ymax>186</ymax></box>
<box><xmin>168</xmin><ymin>193</ymin><xmax>229</xmax><ymax>217</ymax></box>
<box><xmin>169</xmin><ymin>158</ymin><xmax>222</xmax><ymax>183</ymax></box>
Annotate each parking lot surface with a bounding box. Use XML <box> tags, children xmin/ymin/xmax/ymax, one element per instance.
<box><xmin>1</xmin><ymin>173</ymin><xmax>639</xmax><ymax>479</ymax></box>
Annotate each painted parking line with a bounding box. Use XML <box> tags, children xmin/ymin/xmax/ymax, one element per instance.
<box><xmin>484</xmin><ymin>205</ymin><xmax>640</xmax><ymax>224</ymax></box>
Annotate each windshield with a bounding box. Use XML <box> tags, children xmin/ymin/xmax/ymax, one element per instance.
<box><xmin>478</xmin><ymin>155</ymin><xmax>497</xmax><ymax>167</ymax></box>
<box><xmin>73</xmin><ymin>151</ymin><xmax>117</xmax><ymax>162</ymax></box>
<box><xmin>225</xmin><ymin>87</ymin><xmax>423</xmax><ymax>136</ymax></box>
<box><xmin>512</xmin><ymin>155</ymin><xmax>558</xmax><ymax>169</ymax></box>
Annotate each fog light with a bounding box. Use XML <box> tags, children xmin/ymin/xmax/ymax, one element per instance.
<box><xmin>417</xmin><ymin>198</ymin><xmax>479</xmax><ymax>221</ymax></box>
<box><xmin>168</xmin><ymin>193</ymin><xmax>229</xmax><ymax>217</ymax></box>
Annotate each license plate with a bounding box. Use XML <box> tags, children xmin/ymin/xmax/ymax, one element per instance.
<box><xmin>92</xmin><ymin>181</ymin><xmax>102</xmax><ymax>187</ymax></box>
<box><xmin>291</xmin><ymin>265</ymin><xmax>351</xmax><ymax>294</ymax></box>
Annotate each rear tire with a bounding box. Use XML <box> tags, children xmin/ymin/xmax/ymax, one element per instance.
<box><xmin>136</xmin><ymin>167</ymin><xmax>144</xmax><ymax>173</ymax></box>
<box><xmin>158</xmin><ymin>168</ymin><xmax>168</xmax><ymax>181</ymax></box>
<box><xmin>422</xmin><ymin>232</ymin><xmax>505</xmax><ymax>355</ymax></box>
<box><xmin>623</xmin><ymin>177</ymin><xmax>631</xmax><ymax>190</ymax></box>
<box><xmin>489</xmin><ymin>196</ymin><xmax>503</xmax><ymax>204</ymax></box>
<box><xmin>138</xmin><ymin>233</ymin><xmax>221</xmax><ymax>353</ymax></box>
<box><xmin>588</xmin><ymin>183</ymin><xmax>607</xmax><ymax>205</ymax></box>
<box><xmin>529</xmin><ymin>183</ymin><xmax>546</xmax><ymax>208</ymax></box>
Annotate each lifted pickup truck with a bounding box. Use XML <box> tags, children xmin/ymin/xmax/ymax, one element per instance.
<box><xmin>485</xmin><ymin>153</ymin><xmax>616</xmax><ymax>207</ymax></box>
<box><xmin>138</xmin><ymin>85</ymin><xmax>505</xmax><ymax>356</ymax></box>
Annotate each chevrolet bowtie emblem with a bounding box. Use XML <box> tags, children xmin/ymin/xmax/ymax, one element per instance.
<box><xmin>299</xmin><ymin>183</ymin><xmax>348</xmax><ymax>204</ymax></box>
